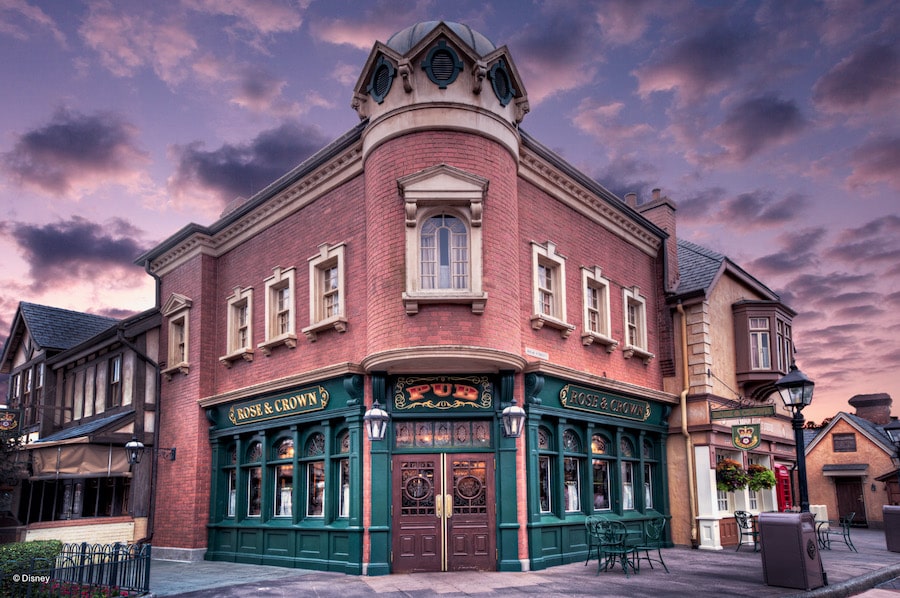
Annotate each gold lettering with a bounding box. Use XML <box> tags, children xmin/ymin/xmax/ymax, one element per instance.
<box><xmin>264</xmin><ymin>403</ymin><xmax>273</xmax><ymax>415</ymax></box>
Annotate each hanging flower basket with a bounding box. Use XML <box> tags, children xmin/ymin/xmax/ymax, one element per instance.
<box><xmin>716</xmin><ymin>459</ymin><xmax>749</xmax><ymax>492</ymax></box>
<box><xmin>747</xmin><ymin>464</ymin><xmax>776</xmax><ymax>491</ymax></box>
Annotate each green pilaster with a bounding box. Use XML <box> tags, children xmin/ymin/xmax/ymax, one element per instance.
<box><xmin>366</xmin><ymin>372</ymin><xmax>391</xmax><ymax>575</ymax></box>
<box><xmin>496</xmin><ymin>370</ymin><xmax>522</xmax><ymax>571</ymax></box>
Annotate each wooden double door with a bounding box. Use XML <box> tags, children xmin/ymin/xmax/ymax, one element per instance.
<box><xmin>392</xmin><ymin>453</ymin><xmax>495</xmax><ymax>572</ymax></box>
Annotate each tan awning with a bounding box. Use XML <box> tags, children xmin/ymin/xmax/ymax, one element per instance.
<box><xmin>822</xmin><ymin>463</ymin><xmax>868</xmax><ymax>477</ymax></box>
<box><xmin>30</xmin><ymin>444</ymin><xmax>130</xmax><ymax>479</ymax></box>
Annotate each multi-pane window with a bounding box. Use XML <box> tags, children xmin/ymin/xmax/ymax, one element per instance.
<box><xmin>108</xmin><ymin>356</ymin><xmax>122</xmax><ymax>408</ymax></box>
<box><xmin>642</xmin><ymin>439</ymin><xmax>656</xmax><ymax>510</ymax></box>
<box><xmin>620</xmin><ymin>437</ymin><xmax>636</xmax><ymax>510</ymax></box>
<box><xmin>224</xmin><ymin>287</ymin><xmax>254</xmax><ymax>360</ymax></box>
<box><xmin>537</xmin><ymin>427</ymin><xmax>554</xmax><ymax>513</ymax></box>
<box><xmin>400</xmin><ymin>164</ymin><xmax>488</xmax><ymax>315</ymax></box>
<box><xmin>273</xmin><ymin>438</ymin><xmax>294</xmax><ymax>518</ymax></box>
<box><xmin>304</xmin><ymin>244</ymin><xmax>346</xmax><ymax>341</ymax></box>
<box><xmin>225</xmin><ymin>445</ymin><xmax>237</xmax><ymax>518</ymax></box>
<box><xmin>582</xmin><ymin>267</ymin><xmax>613</xmax><ymax>345</ymax></box>
<box><xmin>261</xmin><ymin>267</ymin><xmax>296</xmax><ymax>352</ymax></box>
<box><xmin>750</xmin><ymin>317</ymin><xmax>771</xmax><ymax>369</ymax></box>
<box><xmin>531</xmin><ymin>241</ymin><xmax>573</xmax><ymax>336</ymax></box>
<box><xmin>776</xmin><ymin>319</ymin><xmax>792</xmax><ymax>372</ymax></box>
<box><xmin>246</xmin><ymin>441</ymin><xmax>263</xmax><ymax>517</ymax></box>
<box><xmin>420</xmin><ymin>215</ymin><xmax>468</xmax><ymax>290</ymax></box>
<box><xmin>592</xmin><ymin>434</ymin><xmax>612</xmax><ymax>510</ymax></box>
<box><xmin>305</xmin><ymin>433</ymin><xmax>326</xmax><ymax>517</ymax></box>
<box><xmin>562</xmin><ymin>429</ymin><xmax>583</xmax><ymax>513</ymax></box>
<box><xmin>336</xmin><ymin>432</ymin><xmax>350</xmax><ymax>518</ymax></box>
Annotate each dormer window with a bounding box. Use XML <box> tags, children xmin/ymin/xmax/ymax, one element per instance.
<box><xmin>422</xmin><ymin>40</ymin><xmax>462</xmax><ymax>88</ymax></box>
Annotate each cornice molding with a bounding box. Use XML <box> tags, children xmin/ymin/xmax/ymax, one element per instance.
<box><xmin>518</xmin><ymin>147</ymin><xmax>662</xmax><ymax>257</ymax></box>
<box><xmin>523</xmin><ymin>360</ymin><xmax>678</xmax><ymax>404</ymax></box>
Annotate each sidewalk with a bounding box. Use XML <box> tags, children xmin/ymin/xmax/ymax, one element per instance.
<box><xmin>147</xmin><ymin>528</ymin><xmax>900</xmax><ymax>597</ymax></box>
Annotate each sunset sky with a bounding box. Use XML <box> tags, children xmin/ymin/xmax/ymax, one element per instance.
<box><xmin>0</xmin><ymin>0</ymin><xmax>897</xmax><ymax>423</ymax></box>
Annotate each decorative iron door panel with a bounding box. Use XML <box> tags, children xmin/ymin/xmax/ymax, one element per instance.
<box><xmin>391</xmin><ymin>452</ymin><xmax>495</xmax><ymax>572</ymax></box>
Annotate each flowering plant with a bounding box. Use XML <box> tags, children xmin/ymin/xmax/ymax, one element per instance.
<box><xmin>715</xmin><ymin>458</ymin><xmax>749</xmax><ymax>492</ymax></box>
<box><xmin>747</xmin><ymin>464</ymin><xmax>776</xmax><ymax>491</ymax></box>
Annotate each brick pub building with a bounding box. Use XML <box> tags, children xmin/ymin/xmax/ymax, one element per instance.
<box><xmin>137</xmin><ymin>21</ymin><xmax>681</xmax><ymax>573</ymax></box>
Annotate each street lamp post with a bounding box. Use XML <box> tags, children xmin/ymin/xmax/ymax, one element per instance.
<box><xmin>883</xmin><ymin>419</ymin><xmax>900</xmax><ymax>499</ymax></box>
<box><xmin>774</xmin><ymin>363</ymin><xmax>815</xmax><ymax>513</ymax></box>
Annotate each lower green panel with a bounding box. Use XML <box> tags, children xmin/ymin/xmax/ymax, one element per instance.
<box><xmin>207</xmin><ymin>525</ymin><xmax>362</xmax><ymax>574</ymax></box>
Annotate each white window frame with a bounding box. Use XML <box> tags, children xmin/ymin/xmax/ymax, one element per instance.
<box><xmin>750</xmin><ymin>317</ymin><xmax>771</xmax><ymax>370</ymax></box>
<box><xmin>221</xmin><ymin>286</ymin><xmax>254</xmax><ymax>366</ymax></box>
<box><xmin>302</xmin><ymin>243</ymin><xmax>347</xmax><ymax>341</ymax></box>
<box><xmin>530</xmin><ymin>241</ymin><xmax>574</xmax><ymax>337</ymax></box>
<box><xmin>581</xmin><ymin>266</ymin><xmax>617</xmax><ymax>350</ymax></box>
<box><xmin>622</xmin><ymin>286</ymin><xmax>654</xmax><ymax>364</ymax></box>
<box><xmin>259</xmin><ymin>266</ymin><xmax>297</xmax><ymax>354</ymax></box>
<box><xmin>399</xmin><ymin>164</ymin><xmax>488</xmax><ymax>315</ymax></box>
<box><xmin>161</xmin><ymin>293</ymin><xmax>192</xmax><ymax>380</ymax></box>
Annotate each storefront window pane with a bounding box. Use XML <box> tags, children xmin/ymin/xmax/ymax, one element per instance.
<box><xmin>621</xmin><ymin>462</ymin><xmax>634</xmax><ymax>510</ymax></box>
<box><xmin>248</xmin><ymin>467</ymin><xmax>262</xmax><ymax>517</ymax></box>
<box><xmin>593</xmin><ymin>459</ymin><xmax>610</xmax><ymax>510</ymax></box>
<box><xmin>539</xmin><ymin>456</ymin><xmax>552</xmax><ymax>513</ymax></box>
<box><xmin>274</xmin><ymin>464</ymin><xmax>293</xmax><ymax>517</ymax></box>
<box><xmin>226</xmin><ymin>469</ymin><xmax>236</xmax><ymax>517</ymax></box>
<box><xmin>644</xmin><ymin>463</ymin><xmax>653</xmax><ymax>509</ymax></box>
<box><xmin>564</xmin><ymin>457</ymin><xmax>580</xmax><ymax>512</ymax></box>
<box><xmin>307</xmin><ymin>461</ymin><xmax>325</xmax><ymax>517</ymax></box>
<box><xmin>339</xmin><ymin>458</ymin><xmax>350</xmax><ymax>518</ymax></box>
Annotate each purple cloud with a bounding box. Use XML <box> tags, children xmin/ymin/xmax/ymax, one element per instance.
<box><xmin>1</xmin><ymin>108</ymin><xmax>148</xmax><ymax>196</ymax></box>
<box><xmin>168</xmin><ymin>120</ymin><xmax>331</xmax><ymax>209</ymax></box>
<box><xmin>4</xmin><ymin>217</ymin><xmax>148</xmax><ymax>291</ymax></box>
<box><xmin>845</xmin><ymin>136</ymin><xmax>900</xmax><ymax>192</ymax></box>
<box><xmin>813</xmin><ymin>41</ymin><xmax>900</xmax><ymax>112</ymax></box>
<box><xmin>715</xmin><ymin>95</ymin><xmax>806</xmax><ymax>161</ymax></box>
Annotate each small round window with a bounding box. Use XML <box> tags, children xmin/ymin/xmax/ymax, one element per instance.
<box><xmin>422</xmin><ymin>40</ymin><xmax>462</xmax><ymax>89</ymax></box>
<box><xmin>368</xmin><ymin>56</ymin><xmax>395</xmax><ymax>104</ymax></box>
<box><xmin>489</xmin><ymin>60</ymin><xmax>515</xmax><ymax>107</ymax></box>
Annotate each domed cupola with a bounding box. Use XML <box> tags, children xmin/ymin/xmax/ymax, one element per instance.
<box><xmin>352</xmin><ymin>21</ymin><xmax>529</xmax><ymax>160</ymax></box>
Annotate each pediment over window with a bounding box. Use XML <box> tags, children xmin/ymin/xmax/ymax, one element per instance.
<box><xmin>162</xmin><ymin>293</ymin><xmax>192</xmax><ymax>316</ymax></box>
<box><xmin>398</xmin><ymin>163</ymin><xmax>488</xmax><ymax>227</ymax></box>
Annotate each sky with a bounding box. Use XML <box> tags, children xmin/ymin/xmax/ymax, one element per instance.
<box><xmin>0</xmin><ymin>0</ymin><xmax>897</xmax><ymax>424</ymax></box>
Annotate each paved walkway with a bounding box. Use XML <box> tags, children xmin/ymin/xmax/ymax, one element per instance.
<box><xmin>147</xmin><ymin>527</ymin><xmax>900</xmax><ymax>597</ymax></box>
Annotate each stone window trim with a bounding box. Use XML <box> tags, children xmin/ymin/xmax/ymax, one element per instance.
<box><xmin>581</xmin><ymin>266</ymin><xmax>617</xmax><ymax>351</ymax></box>
<box><xmin>302</xmin><ymin>243</ymin><xmax>347</xmax><ymax>342</ymax></box>
<box><xmin>259</xmin><ymin>266</ymin><xmax>297</xmax><ymax>355</ymax></box>
<box><xmin>399</xmin><ymin>164</ymin><xmax>488</xmax><ymax>315</ymax></box>
<box><xmin>221</xmin><ymin>286</ymin><xmax>254</xmax><ymax>367</ymax></box>
<box><xmin>530</xmin><ymin>241</ymin><xmax>574</xmax><ymax>338</ymax></box>
<box><xmin>622</xmin><ymin>286</ymin><xmax>654</xmax><ymax>365</ymax></box>
<box><xmin>161</xmin><ymin>293</ymin><xmax>192</xmax><ymax>380</ymax></box>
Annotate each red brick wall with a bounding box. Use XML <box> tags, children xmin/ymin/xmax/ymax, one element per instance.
<box><xmin>363</xmin><ymin>131</ymin><xmax>522</xmax><ymax>356</ymax></box>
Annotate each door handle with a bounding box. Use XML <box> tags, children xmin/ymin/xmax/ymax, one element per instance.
<box><xmin>444</xmin><ymin>494</ymin><xmax>453</xmax><ymax>518</ymax></box>
<box><xmin>436</xmin><ymin>495</ymin><xmax>443</xmax><ymax>518</ymax></box>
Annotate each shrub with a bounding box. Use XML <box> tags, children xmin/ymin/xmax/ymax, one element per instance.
<box><xmin>0</xmin><ymin>540</ymin><xmax>63</xmax><ymax>597</ymax></box>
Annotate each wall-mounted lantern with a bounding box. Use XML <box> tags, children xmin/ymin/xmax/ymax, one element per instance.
<box><xmin>364</xmin><ymin>400</ymin><xmax>390</xmax><ymax>442</ymax></box>
<box><xmin>501</xmin><ymin>399</ymin><xmax>526</xmax><ymax>439</ymax></box>
<box><xmin>125</xmin><ymin>436</ymin><xmax>176</xmax><ymax>465</ymax></box>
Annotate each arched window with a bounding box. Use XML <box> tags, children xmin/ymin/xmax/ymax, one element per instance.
<box><xmin>224</xmin><ymin>444</ymin><xmax>237</xmax><ymax>518</ymax></box>
<box><xmin>591</xmin><ymin>433</ymin><xmax>613</xmax><ymax>511</ymax></box>
<box><xmin>272</xmin><ymin>437</ymin><xmax>294</xmax><ymax>518</ymax></box>
<box><xmin>420</xmin><ymin>214</ymin><xmax>468</xmax><ymax>290</ymax></box>
<box><xmin>537</xmin><ymin>426</ymin><xmax>554</xmax><ymax>513</ymax></box>
<box><xmin>245</xmin><ymin>440</ymin><xmax>263</xmax><ymax>517</ymax></box>
<box><xmin>620</xmin><ymin>436</ymin><xmax>637</xmax><ymax>511</ymax></box>
<box><xmin>304</xmin><ymin>432</ymin><xmax>326</xmax><ymax>517</ymax></box>
<box><xmin>562</xmin><ymin>429</ymin><xmax>584</xmax><ymax>513</ymax></box>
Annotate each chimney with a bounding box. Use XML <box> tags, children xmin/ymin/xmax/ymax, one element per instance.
<box><xmin>637</xmin><ymin>187</ymin><xmax>679</xmax><ymax>293</ymax></box>
<box><xmin>625</xmin><ymin>192</ymin><xmax>638</xmax><ymax>208</ymax></box>
<box><xmin>848</xmin><ymin>393</ymin><xmax>893</xmax><ymax>425</ymax></box>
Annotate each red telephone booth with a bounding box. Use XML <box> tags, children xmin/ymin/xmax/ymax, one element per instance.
<box><xmin>776</xmin><ymin>465</ymin><xmax>793</xmax><ymax>511</ymax></box>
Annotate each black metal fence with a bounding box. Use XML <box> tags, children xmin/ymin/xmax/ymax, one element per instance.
<box><xmin>1</xmin><ymin>542</ymin><xmax>151</xmax><ymax>597</ymax></box>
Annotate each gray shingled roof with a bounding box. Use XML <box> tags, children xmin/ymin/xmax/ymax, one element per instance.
<box><xmin>846</xmin><ymin>412</ymin><xmax>894</xmax><ymax>447</ymax></box>
<box><xmin>677</xmin><ymin>239</ymin><xmax>726</xmax><ymax>296</ymax></box>
<box><xmin>20</xmin><ymin>302</ymin><xmax>118</xmax><ymax>352</ymax></box>
<box><xmin>35</xmin><ymin>410</ymin><xmax>134</xmax><ymax>443</ymax></box>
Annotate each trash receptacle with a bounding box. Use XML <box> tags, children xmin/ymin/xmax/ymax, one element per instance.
<box><xmin>884</xmin><ymin>505</ymin><xmax>900</xmax><ymax>552</ymax></box>
<box><xmin>758</xmin><ymin>512</ymin><xmax>826</xmax><ymax>591</ymax></box>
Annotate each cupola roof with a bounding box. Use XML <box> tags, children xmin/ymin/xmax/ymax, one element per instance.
<box><xmin>386</xmin><ymin>21</ymin><xmax>496</xmax><ymax>56</ymax></box>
